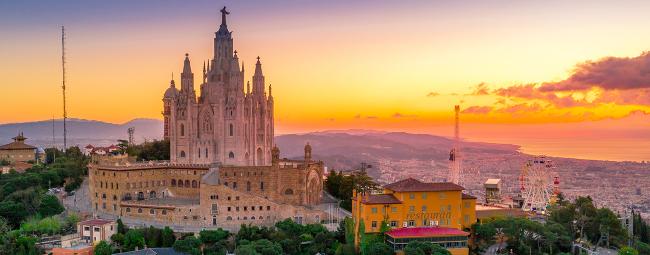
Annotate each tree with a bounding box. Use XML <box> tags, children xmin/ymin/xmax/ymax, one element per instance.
<box><xmin>161</xmin><ymin>226</ymin><xmax>176</xmax><ymax>247</ymax></box>
<box><xmin>173</xmin><ymin>235</ymin><xmax>202</xmax><ymax>255</ymax></box>
<box><xmin>0</xmin><ymin>200</ymin><xmax>28</xmax><ymax>228</ymax></box>
<box><xmin>143</xmin><ymin>226</ymin><xmax>162</xmax><ymax>248</ymax></box>
<box><xmin>94</xmin><ymin>240</ymin><xmax>113</xmax><ymax>255</ymax></box>
<box><xmin>117</xmin><ymin>218</ymin><xmax>128</xmax><ymax>234</ymax></box>
<box><xmin>335</xmin><ymin>244</ymin><xmax>356</xmax><ymax>255</ymax></box>
<box><xmin>620</xmin><ymin>246</ymin><xmax>640</xmax><ymax>255</ymax></box>
<box><xmin>200</xmin><ymin>229</ymin><xmax>230</xmax><ymax>244</ymax></box>
<box><xmin>235</xmin><ymin>244</ymin><xmax>259</xmax><ymax>255</ymax></box>
<box><xmin>367</xmin><ymin>242</ymin><xmax>393</xmax><ymax>255</ymax></box>
<box><xmin>124</xmin><ymin>229</ymin><xmax>146</xmax><ymax>251</ymax></box>
<box><xmin>636</xmin><ymin>242</ymin><xmax>650</xmax><ymax>255</ymax></box>
<box><xmin>404</xmin><ymin>241</ymin><xmax>451</xmax><ymax>255</ymax></box>
<box><xmin>38</xmin><ymin>194</ymin><xmax>64</xmax><ymax>217</ymax></box>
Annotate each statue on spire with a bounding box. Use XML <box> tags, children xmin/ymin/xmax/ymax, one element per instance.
<box><xmin>221</xmin><ymin>6</ymin><xmax>230</xmax><ymax>26</ymax></box>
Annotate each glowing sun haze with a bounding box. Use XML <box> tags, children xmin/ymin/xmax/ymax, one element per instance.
<box><xmin>2</xmin><ymin>0</ymin><xmax>650</xmax><ymax>161</ymax></box>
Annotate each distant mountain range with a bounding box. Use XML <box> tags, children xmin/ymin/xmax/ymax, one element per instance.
<box><xmin>0</xmin><ymin>118</ymin><xmax>163</xmax><ymax>148</ymax></box>
<box><xmin>0</xmin><ymin>118</ymin><xmax>518</xmax><ymax>169</ymax></box>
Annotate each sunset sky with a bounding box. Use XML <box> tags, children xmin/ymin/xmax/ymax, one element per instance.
<box><xmin>2</xmin><ymin>0</ymin><xmax>650</xmax><ymax>161</ymax></box>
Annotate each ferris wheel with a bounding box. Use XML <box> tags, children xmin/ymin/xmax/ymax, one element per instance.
<box><xmin>520</xmin><ymin>156</ymin><xmax>558</xmax><ymax>212</ymax></box>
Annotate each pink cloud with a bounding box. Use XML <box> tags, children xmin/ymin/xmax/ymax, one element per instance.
<box><xmin>540</xmin><ymin>51</ymin><xmax>650</xmax><ymax>92</ymax></box>
<box><xmin>462</xmin><ymin>106</ymin><xmax>493</xmax><ymax>114</ymax></box>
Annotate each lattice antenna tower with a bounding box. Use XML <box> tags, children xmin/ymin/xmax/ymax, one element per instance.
<box><xmin>61</xmin><ymin>26</ymin><xmax>68</xmax><ymax>152</ymax></box>
<box><xmin>448</xmin><ymin>105</ymin><xmax>461</xmax><ymax>185</ymax></box>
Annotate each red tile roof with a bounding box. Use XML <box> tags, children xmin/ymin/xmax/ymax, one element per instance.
<box><xmin>361</xmin><ymin>194</ymin><xmax>402</xmax><ymax>204</ymax></box>
<box><xmin>386</xmin><ymin>227</ymin><xmax>469</xmax><ymax>238</ymax></box>
<box><xmin>79</xmin><ymin>219</ymin><xmax>114</xmax><ymax>226</ymax></box>
<box><xmin>384</xmin><ymin>178</ymin><xmax>464</xmax><ymax>192</ymax></box>
<box><xmin>0</xmin><ymin>141</ymin><xmax>37</xmax><ymax>150</ymax></box>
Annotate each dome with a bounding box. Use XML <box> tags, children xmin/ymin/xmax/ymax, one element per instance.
<box><xmin>164</xmin><ymin>86</ymin><xmax>178</xmax><ymax>99</ymax></box>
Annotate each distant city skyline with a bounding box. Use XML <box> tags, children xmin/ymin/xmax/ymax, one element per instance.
<box><xmin>2</xmin><ymin>0</ymin><xmax>649</xmax><ymax>161</ymax></box>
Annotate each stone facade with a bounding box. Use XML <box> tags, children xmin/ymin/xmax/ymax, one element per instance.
<box><xmin>88</xmin><ymin>146</ymin><xmax>326</xmax><ymax>231</ymax></box>
<box><xmin>163</xmin><ymin>7</ymin><xmax>273</xmax><ymax>166</ymax></box>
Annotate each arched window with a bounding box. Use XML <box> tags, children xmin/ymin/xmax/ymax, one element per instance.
<box><xmin>124</xmin><ymin>193</ymin><xmax>132</xmax><ymax>201</ymax></box>
<box><xmin>229</xmin><ymin>124</ymin><xmax>233</xmax><ymax>136</ymax></box>
<box><xmin>192</xmin><ymin>180</ymin><xmax>197</xmax><ymax>188</ymax></box>
<box><xmin>185</xmin><ymin>180</ymin><xmax>190</xmax><ymax>187</ymax></box>
<box><xmin>137</xmin><ymin>192</ymin><xmax>144</xmax><ymax>200</ymax></box>
<box><xmin>171</xmin><ymin>179</ymin><xmax>176</xmax><ymax>187</ymax></box>
<box><xmin>229</xmin><ymin>152</ymin><xmax>234</xmax><ymax>159</ymax></box>
<box><xmin>180</xmin><ymin>124</ymin><xmax>185</xmax><ymax>136</ymax></box>
<box><xmin>256</xmin><ymin>148</ymin><xmax>263</xmax><ymax>165</ymax></box>
<box><xmin>205</xmin><ymin>148</ymin><xmax>208</xmax><ymax>158</ymax></box>
<box><xmin>246</xmin><ymin>181</ymin><xmax>251</xmax><ymax>191</ymax></box>
<box><xmin>138</xmin><ymin>208</ymin><xmax>143</xmax><ymax>213</ymax></box>
<box><xmin>284</xmin><ymin>188</ymin><xmax>294</xmax><ymax>195</ymax></box>
<box><xmin>180</xmin><ymin>151</ymin><xmax>186</xmax><ymax>158</ymax></box>
<box><xmin>226</xmin><ymin>216</ymin><xmax>232</xmax><ymax>221</ymax></box>
<box><xmin>113</xmin><ymin>195</ymin><xmax>117</xmax><ymax>201</ymax></box>
<box><xmin>149</xmin><ymin>191</ymin><xmax>156</xmax><ymax>198</ymax></box>
<box><xmin>178</xmin><ymin>180</ymin><xmax>183</xmax><ymax>188</ymax></box>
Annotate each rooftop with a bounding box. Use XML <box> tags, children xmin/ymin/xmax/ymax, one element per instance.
<box><xmin>114</xmin><ymin>247</ymin><xmax>189</xmax><ymax>255</ymax></box>
<box><xmin>79</xmin><ymin>219</ymin><xmax>114</xmax><ymax>226</ymax></box>
<box><xmin>462</xmin><ymin>193</ymin><xmax>477</xmax><ymax>200</ymax></box>
<box><xmin>386</xmin><ymin>227</ymin><xmax>469</xmax><ymax>238</ymax></box>
<box><xmin>0</xmin><ymin>133</ymin><xmax>37</xmax><ymax>151</ymax></box>
<box><xmin>361</xmin><ymin>194</ymin><xmax>402</xmax><ymax>204</ymax></box>
<box><xmin>485</xmin><ymin>178</ymin><xmax>502</xmax><ymax>185</ymax></box>
<box><xmin>383</xmin><ymin>178</ymin><xmax>464</xmax><ymax>192</ymax></box>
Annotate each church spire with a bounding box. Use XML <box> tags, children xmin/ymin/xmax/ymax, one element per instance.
<box><xmin>182</xmin><ymin>53</ymin><xmax>192</xmax><ymax>74</ymax></box>
<box><xmin>202</xmin><ymin>61</ymin><xmax>206</xmax><ymax>83</ymax></box>
<box><xmin>254</xmin><ymin>56</ymin><xmax>263</xmax><ymax>76</ymax></box>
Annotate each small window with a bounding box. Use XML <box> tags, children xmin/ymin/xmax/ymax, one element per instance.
<box><xmin>422</xmin><ymin>193</ymin><xmax>427</xmax><ymax>199</ymax></box>
<box><xmin>284</xmin><ymin>189</ymin><xmax>294</xmax><ymax>195</ymax></box>
<box><xmin>180</xmin><ymin>151</ymin><xmax>186</xmax><ymax>158</ymax></box>
<box><xmin>371</xmin><ymin>221</ymin><xmax>377</xmax><ymax>228</ymax></box>
<box><xmin>422</xmin><ymin>206</ymin><xmax>427</xmax><ymax>212</ymax></box>
<box><xmin>409</xmin><ymin>206</ymin><xmax>415</xmax><ymax>212</ymax></box>
<box><xmin>371</xmin><ymin>207</ymin><xmax>378</xmax><ymax>214</ymax></box>
<box><xmin>391</xmin><ymin>207</ymin><xmax>397</xmax><ymax>213</ymax></box>
<box><xmin>229</xmin><ymin>124</ymin><xmax>234</xmax><ymax>136</ymax></box>
<box><xmin>390</xmin><ymin>221</ymin><xmax>397</xmax><ymax>227</ymax></box>
<box><xmin>229</xmin><ymin>152</ymin><xmax>234</xmax><ymax>159</ymax></box>
<box><xmin>409</xmin><ymin>193</ymin><xmax>415</xmax><ymax>199</ymax></box>
<box><xmin>150</xmin><ymin>209</ymin><xmax>155</xmax><ymax>215</ymax></box>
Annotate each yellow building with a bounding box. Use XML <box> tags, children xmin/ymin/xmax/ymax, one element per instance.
<box><xmin>352</xmin><ymin>178</ymin><xmax>476</xmax><ymax>255</ymax></box>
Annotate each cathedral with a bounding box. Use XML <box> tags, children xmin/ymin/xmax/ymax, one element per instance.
<box><xmin>163</xmin><ymin>7</ymin><xmax>274</xmax><ymax>166</ymax></box>
<box><xmin>88</xmin><ymin>7</ymin><xmax>328</xmax><ymax>231</ymax></box>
